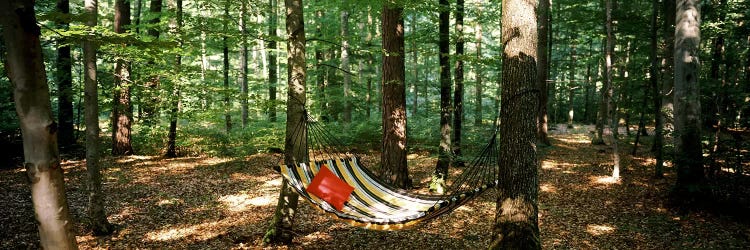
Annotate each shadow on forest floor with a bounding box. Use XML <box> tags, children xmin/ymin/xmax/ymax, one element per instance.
<box><xmin>1</xmin><ymin>124</ymin><xmax>749</xmax><ymax>249</ymax></box>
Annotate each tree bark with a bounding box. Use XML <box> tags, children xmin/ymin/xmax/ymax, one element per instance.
<box><xmin>452</xmin><ymin>0</ymin><xmax>465</xmax><ymax>167</ymax></box>
<box><xmin>431</xmin><ymin>0</ymin><xmax>452</xmax><ymax>194</ymax></box>
<box><xmin>1</xmin><ymin>1</ymin><xmax>79</xmax><ymax>248</ymax></box>
<box><xmin>658</xmin><ymin>0</ymin><xmax>676</xmax><ymax>151</ymax></box>
<box><xmin>380</xmin><ymin>3</ymin><xmax>412</xmax><ymax>189</ymax></box>
<box><xmin>264</xmin><ymin>0</ymin><xmax>305</xmax><ymax>244</ymax></box>
<box><xmin>536</xmin><ymin>0</ymin><xmax>551</xmax><ymax>146</ymax></box>
<box><xmin>83</xmin><ymin>0</ymin><xmax>114</xmax><ymax>235</ymax></box>
<box><xmin>56</xmin><ymin>0</ymin><xmax>75</xmax><ymax>148</ymax></box>
<box><xmin>411</xmin><ymin>14</ymin><xmax>419</xmax><ymax>117</ymax></box>
<box><xmin>112</xmin><ymin>0</ymin><xmax>134</xmax><ymax>156</ymax></box>
<box><xmin>490</xmin><ymin>0</ymin><xmax>540</xmax><ymax>248</ymax></box>
<box><xmin>567</xmin><ymin>41</ymin><xmax>576</xmax><ymax>129</ymax></box>
<box><xmin>672</xmin><ymin>0</ymin><xmax>707</xmax><ymax>202</ymax></box>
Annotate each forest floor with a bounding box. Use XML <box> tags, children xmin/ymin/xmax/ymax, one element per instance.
<box><xmin>2</xmin><ymin>125</ymin><xmax>750</xmax><ymax>249</ymax></box>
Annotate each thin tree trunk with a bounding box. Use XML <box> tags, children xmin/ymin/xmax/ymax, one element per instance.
<box><xmin>56</xmin><ymin>0</ymin><xmax>75</xmax><ymax>148</ymax></box>
<box><xmin>268</xmin><ymin>0</ymin><xmax>278</xmax><ymax>122</ymax></box>
<box><xmin>380</xmin><ymin>3</ymin><xmax>412</xmax><ymax>189</ymax></box>
<box><xmin>239</xmin><ymin>0</ymin><xmax>249</xmax><ymax>127</ymax></box>
<box><xmin>84</xmin><ymin>0</ymin><xmax>114</xmax><ymax>235</ymax></box>
<box><xmin>651</xmin><ymin>0</ymin><xmax>665</xmax><ymax>177</ymax></box>
<box><xmin>141</xmin><ymin>0</ymin><xmax>162</xmax><ymax>126</ymax></box>
<box><xmin>452</xmin><ymin>0</ymin><xmax>465</xmax><ymax>167</ymax></box>
<box><xmin>490</xmin><ymin>0</ymin><xmax>540</xmax><ymax>248</ymax></box>
<box><xmin>366</xmin><ymin>7</ymin><xmax>374</xmax><ymax>119</ymax></box>
<box><xmin>165</xmin><ymin>0</ymin><xmax>182</xmax><ymax>158</ymax></box>
<box><xmin>412</xmin><ymin>14</ymin><xmax>419</xmax><ymax>117</ymax></box>
<box><xmin>112</xmin><ymin>0</ymin><xmax>134</xmax><ymax>156</ymax></box>
<box><xmin>567</xmin><ymin>41</ymin><xmax>576</xmax><ymax>129</ymax></box>
<box><xmin>431</xmin><ymin>0</ymin><xmax>452</xmax><ymax>194</ymax></box>
<box><xmin>475</xmin><ymin>1</ymin><xmax>484</xmax><ymax>126</ymax></box>
<box><xmin>659</xmin><ymin>0</ymin><xmax>676</xmax><ymax>149</ymax></box>
<box><xmin>341</xmin><ymin>9</ymin><xmax>352</xmax><ymax>123</ymax></box>
<box><xmin>672</xmin><ymin>0</ymin><xmax>706</xmax><ymax>201</ymax></box>
<box><xmin>223</xmin><ymin>0</ymin><xmax>232</xmax><ymax>133</ymax></box>
<box><xmin>1</xmin><ymin>1</ymin><xmax>79</xmax><ymax>247</ymax></box>
<box><xmin>264</xmin><ymin>0</ymin><xmax>305</xmax><ymax>244</ymax></box>
<box><xmin>537</xmin><ymin>0</ymin><xmax>551</xmax><ymax>145</ymax></box>
<box><xmin>605</xmin><ymin>0</ymin><xmax>620</xmax><ymax>180</ymax></box>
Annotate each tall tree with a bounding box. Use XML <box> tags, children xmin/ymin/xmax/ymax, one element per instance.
<box><xmin>341</xmin><ymin>7</ymin><xmax>352</xmax><ymax>123</ymax></box>
<box><xmin>0</xmin><ymin>0</ymin><xmax>79</xmax><ymax>248</ymax></box>
<box><xmin>431</xmin><ymin>0</ymin><xmax>452</xmax><ymax>194</ymax></box>
<box><xmin>490</xmin><ymin>0</ymin><xmax>540</xmax><ymax>248</ymax></box>
<box><xmin>657</xmin><ymin>0</ymin><xmax>676</xmax><ymax>152</ymax></box>
<box><xmin>84</xmin><ymin>0</ymin><xmax>114</xmax><ymax>235</ymax></box>
<box><xmin>165</xmin><ymin>0</ymin><xmax>182</xmax><ymax>158</ymax></box>
<box><xmin>341</xmin><ymin>8</ymin><xmax>352</xmax><ymax>123</ymax></box>
<box><xmin>381</xmin><ymin>2</ymin><xmax>412</xmax><ymax>189</ymax></box>
<box><xmin>672</xmin><ymin>0</ymin><xmax>707</xmax><ymax>201</ymax></box>
<box><xmin>536</xmin><ymin>0</ymin><xmax>551</xmax><ymax>146</ymax></box>
<box><xmin>112</xmin><ymin>0</ymin><xmax>135</xmax><ymax>156</ymax></box>
<box><xmin>268</xmin><ymin>0</ymin><xmax>278</xmax><ymax>122</ymax></box>
<box><xmin>141</xmin><ymin>0</ymin><xmax>162</xmax><ymax>126</ymax></box>
<box><xmin>474</xmin><ymin>1</ymin><xmax>484</xmax><ymax>126</ymax></box>
<box><xmin>650</xmin><ymin>0</ymin><xmax>665</xmax><ymax>178</ymax></box>
<box><xmin>567</xmin><ymin>41</ymin><xmax>576</xmax><ymax>129</ymax></box>
<box><xmin>452</xmin><ymin>0</ymin><xmax>466</xmax><ymax>167</ymax></box>
<box><xmin>411</xmin><ymin>14</ymin><xmax>419</xmax><ymax>116</ymax></box>
<box><xmin>264</xmin><ymin>0</ymin><xmax>305</xmax><ymax>244</ymax></box>
<box><xmin>239</xmin><ymin>0</ymin><xmax>249</xmax><ymax>126</ymax></box>
<box><xmin>223</xmin><ymin>0</ymin><xmax>232</xmax><ymax>132</ymax></box>
<box><xmin>605</xmin><ymin>0</ymin><xmax>621</xmax><ymax>180</ymax></box>
<box><xmin>56</xmin><ymin>0</ymin><xmax>75</xmax><ymax>148</ymax></box>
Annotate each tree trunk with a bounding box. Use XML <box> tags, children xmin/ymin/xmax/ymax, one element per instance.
<box><xmin>112</xmin><ymin>0</ymin><xmax>134</xmax><ymax>156</ymax></box>
<box><xmin>223</xmin><ymin>1</ymin><xmax>232</xmax><ymax>133</ymax></box>
<box><xmin>659</xmin><ymin>0</ymin><xmax>676</xmax><ymax>151</ymax></box>
<box><xmin>536</xmin><ymin>0</ymin><xmax>551</xmax><ymax>145</ymax></box>
<box><xmin>567</xmin><ymin>41</ymin><xmax>576</xmax><ymax>129</ymax></box>
<box><xmin>490</xmin><ymin>0</ymin><xmax>540</xmax><ymax>248</ymax></box>
<box><xmin>380</xmin><ymin>3</ymin><xmax>412</xmax><ymax>189</ymax></box>
<box><xmin>264</xmin><ymin>0</ymin><xmax>305</xmax><ymax>244</ymax></box>
<box><xmin>651</xmin><ymin>0</ymin><xmax>665</xmax><ymax>176</ymax></box>
<box><xmin>239</xmin><ymin>0</ymin><xmax>248</xmax><ymax>127</ymax></box>
<box><xmin>605</xmin><ymin>0</ymin><xmax>621</xmax><ymax>180</ymax></box>
<box><xmin>452</xmin><ymin>0</ymin><xmax>465</xmax><ymax>167</ymax></box>
<box><xmin>474</xmin><ymin>2</ymin><xmax>484</xmax><ymax>126</ymax></box>
<box><xmin>141</xmin><ymin>0</ymin><xmax>162</xmax><ymax>126</ymax></box>
<box><xmin>411</xmin><ymin>14</ymin><xmax>419</xmax><ymax>117</ymax></box>
<box><xmin>1</xmin><ymin>1</ymin><xmax>79</xmax><ymax>248</ymax></box>
<box><xmin>366</xmin><ymin>7</ymin><xmax>374</xmax><ymax>119</ymax></box>
<box><xmin>56</xmin><ymin>0</ymin><xmax>75</xmax><ymax>148</ymax></box>
<box><xmin>431</xmin><ymin>0</ymin><xmax>452</xmax><ymax>194</ymax></box>
<box><xmin>83</xmin><ymin>0</ymin><xmax>114</xmax><ymax>235</ymax></box>
<box><xmin>268</xmin><ymin>0</ymin><xmax>278</xmax><ymax>122</ymax></box>
<box><xmin>672</xmin><ymin>0</ymin><xmax>707</xmax><ymax>202</ymax></box>
<box><xmin>165</xmin><ymin>0</ymin><xmax>182</xmax><ymax>158</ymax></box>
<box><xmin>341</xmin><ymin>9</ymin><xmax>352</xmax><ymax>123</ymax></box>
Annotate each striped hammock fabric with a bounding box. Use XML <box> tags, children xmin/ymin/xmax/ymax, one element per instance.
<box><xmin>279</xmin><ymin>156</ymin><xmax>497</xmax><ymax>230</ymax></box>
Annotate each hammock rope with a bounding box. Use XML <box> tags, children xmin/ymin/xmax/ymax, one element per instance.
<box><xmin>276</xmin><ymin>110</ymin><xmax>500</xmax><ymax>230</ymax></box>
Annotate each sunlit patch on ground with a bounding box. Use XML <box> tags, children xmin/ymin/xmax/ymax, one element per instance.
<box><xmin>541</xmin><ymin>183</ymin><xmax>557</xmax><ymax>193</ymax></box>
<box><xmin>218</xmin><ymin>193</ymin><xmax>275</xmax><ymax>212</ymax></box>
<box><xmin>589</xmin><ymin>175</ymin><xmax>621</xmax><ymax>185</ymax></box>
<box><xmin>586</xmin><ymin>224</ymin><xmax>616</xmax><ymax>236</ymax></box>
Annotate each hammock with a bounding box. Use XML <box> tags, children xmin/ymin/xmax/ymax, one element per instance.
<box><xmin>277</xmin><ymin>110</ymin><xmax>499</xmax><ymax>230</ymax></box>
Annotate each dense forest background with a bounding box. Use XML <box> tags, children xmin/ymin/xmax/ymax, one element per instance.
<box><xmin>1</xmin><ymin>0</ymin><xmax>750</xmax><ymax>248</ymax></box>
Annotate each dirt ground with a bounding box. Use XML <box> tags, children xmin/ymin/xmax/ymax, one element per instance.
<box><xmin>1</xmin><ymin>126</ymin><xmax>749</xmax><ymax>249</ymax></box>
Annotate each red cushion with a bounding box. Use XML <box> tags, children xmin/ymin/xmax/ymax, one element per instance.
<box><xmin>306</xmin><ymin>164</ymin><xmax>355</xmax><ymax>211</ymax></box>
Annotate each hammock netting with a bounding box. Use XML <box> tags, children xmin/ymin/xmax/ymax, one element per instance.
<box><xmin>277</xmin><ymin>110</ymin><xmax>499</xmax><ymax>230</ymax></box>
